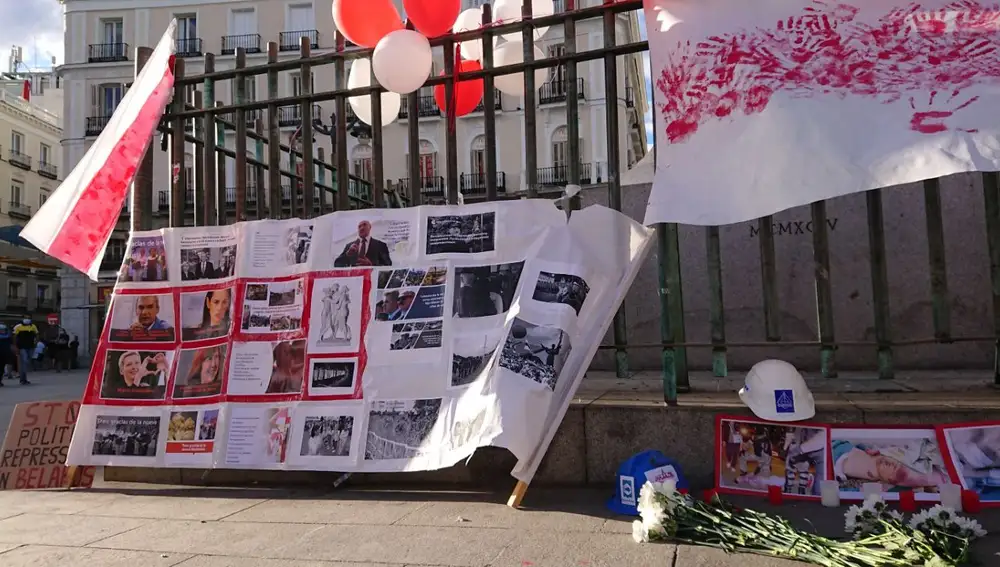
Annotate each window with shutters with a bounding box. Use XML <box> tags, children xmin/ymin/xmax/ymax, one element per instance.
<box><xmin>10</xmin><ymin>131</ymin><xmax>23</xmax><ymax>154</ymax></box>
<box><xmin>548</xmin><ymin>44</ymin><xmax>566</xmax><ymax>89</ymax></box>
<box><xmin>94</xmin><ymin>83</ymin><xmax>124</xmax><ymax>116</ymax></box>
<box><xmin>101</xmin><ymin>19</ymin><xmax>123</xmax><ymax>44</ymax></box>
<box><xmin>470</xmin><ymin>135</ymin><xmax>486</xmax><ymax>176</ymax></box>
<box><xmin>11</xmin><ymin>180</ymin><xmax>23</xmax><ymax>206</ymax></box>
<box><xmin>352</xmin><ymin>144</ymin><xmax>373</xmax><ymax>180</ymax></box>
<box><xmin>290</xmin><ymin>72</ymin><xmax>315</xmax><ymax>97</ymax></box>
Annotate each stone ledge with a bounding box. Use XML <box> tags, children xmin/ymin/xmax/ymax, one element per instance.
<box><xmin>105</xmin><ymin>386</ymin><xmax>1000</xmax><ymax>490</ymax></box>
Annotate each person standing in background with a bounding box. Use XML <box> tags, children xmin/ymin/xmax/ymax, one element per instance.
<box><xmin>12</xmin><ymin>318</ymin><xmax>38</xmax><ymax>385</ymax></box>
<box><xmin>70</xmin><ymin>335</ymin><xmax>80</xmax><ymax>369</ymax></box>
<box><xmin>0</xmin><ymin>323</ymin><xmax>12</xmax><ymax>386</ymax></box>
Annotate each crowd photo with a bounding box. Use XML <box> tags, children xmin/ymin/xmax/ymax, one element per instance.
<box><xmin>531</xmin><ymin>271</ymin><xmax>591</xmax><ymax>315</ymax></box>
<box><xmin>118</xmin><ymin>235</ymin><xmax>168</xmax><ymax>283</ymax></box>
<box><xmin>498</xmin><ymin>318</ymin><xmax>572</xmax><ymax>390</ymax></box>
<box><xmin>300</xmin><ymin>416</ymin><xmax>355</xmax><ymax>457</ymax></box>
<box><xmin>92</xmin><ymin>415</ymin><xmax>161</xmax><ymax>457</ymax></box>
<box><xmin>365</xmin><ymin>399</ymin><xmax>443</xmax><ymax>460</ymax></box>
<box><xmin>718</xmin><ymin>419</ymin><xmax>828</xmax><ymax>497</ymax></box>
<box><xmin>180</xmin><ymin>245</ymin><xmax>237</xmax><ymax>281</ymax></box>
<box><xmin>425</xmin><ymin>212</ymin><xmax>496</xmax><ymax>255</ymax></box>
<box><xmin>451</xmin><ymin>332</ymin><xmax>503</xmax><ymax>388</ymax></box>
<box><xmin>390</xmin><ymin>320</ymin><xmax>443</xmax><ymax>351</ymax></box>
<box><xmin>453</xmin><ymin>262</ymin><xmax>524</xmax><ymax>318</ymax></box>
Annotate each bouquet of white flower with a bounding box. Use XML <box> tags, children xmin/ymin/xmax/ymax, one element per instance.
<box><xmin>632</xmin><ymin>481</ymin><xmax>986</xmax><ymax>567</ymax></box>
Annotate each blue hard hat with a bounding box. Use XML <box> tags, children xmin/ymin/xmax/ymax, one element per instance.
<box><xmin>607</xmin><ymin>450</ymin><xmax>689</xmax><ymax>516</ymax></box>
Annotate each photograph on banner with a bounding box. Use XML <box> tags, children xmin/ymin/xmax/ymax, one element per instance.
<box><xmin>108</xmin><ymin>293</ymin><xmax>176</xmax><ymax>342</ymax></box>
<box><xmin>307</xmin><ymin>357</ymin><xmax>358</xmax><ymax>397</ymax></box>
<box><xmin>717</xmin><ymin>416</ymin><xmax>829</xmax><ymax>499</ymax></box>
<box><xmin>99</xmin><ymin>349</ymin><xmax>174</xmax><ymax>400</ymax></box>
<box><xmin>331</xmin><ymin>210</ymin><xmax>415</xmax><ymax>268</ymax></box>
<box><xmin>240</xmin><ymin>278</ymin><xmax>305</xmax><ymax>334</ymax></box>
<box><xmin>497</xmin><ymin>317</ymin><xmax>572</xmax><ymax>391</ymax></box>
<box><xmin>374</xmin><ymin>266</ymin><xmax>448</xmax><ymax>321</ymax></box>
<box><xmin>118</xmin><ymin>233</ymin><xmax>169</xmax><ymax>284</ymax></box>
<box><xmin>91</xmin><ymin>412</ymin><xmax>162</xmax><ymax>462</ymax></box>
<box><xmin>227</xmin><ymin>340</ymin><xmax>307</xmax><ymax>396</ymax></box>
<box><xmin>425</xmin><ymin>210</ymin><xmax>497</xmax><ymax>255</ymax></box>
<box><xmin>164</xmin><ymin>406</ymin><xmax>220</xmax><ymax>466</ymax></box>
<box><xmin>171</xmin><ymin>344</ymin><xmax>228</xmax><ymax>399</ymax></box>
<box><xmin>831</xmin><ymin>426</ymin><xmax>950</xmax><ymax>502</ymax></box>
<box><xmin>244</xmin><ymin>220</ymin><xmax>313</xmax><ymax>275</ymax></box>
<box><xmin>178</xmin><ymin>229</ymin><xmax>238</xmax><ymax>282</ymax></box>
<box><xmin>452</xmin><ymin>261</ymin><xmax>524</xmax><ymax>319</ymax></box>
<box><xmin>224</xmin><ymin>404</ymin><xmax>293</xmax><ymax>468</ymax></box>
<box><xmin>441</xmin><ymin>401</ymin><xmax>492</xmax><ymax>454</ymax></box>
<box><xmin>531</xmin><ymin>271</ymin><xmax>591</xmax><ymax>316</ymax></box>
<box><xmin>390</xmin><ymin>320</ymin><xmax>443</xmax><ymax>352</ymax></box>
<box><xmin>364</xmin><ymin>398</ymin><xmax>444</xmax><ymax>462</ymax></box>
<box><xmin>939</xmin><ymin>423</ymin><xmax>1000</xmax><ymax>502</ymax></box>
<box><xmin>286</xmin><ymin>402</ymin><xmax>364</xmax><ymax>467</ymax></box>
<box><xmin>450</xmin><ymin>329</ymin><xmax>505</xmax><ymax>389</ymax></box>
<box><xmin>180</xmin><ymin>286</ymin><xmax>234</xmax><ymax>341</ymax></box>
<box><xmin>306</xmin><ymin>276</ymin><xmax>364</xmax><ymax>354</ymax></box>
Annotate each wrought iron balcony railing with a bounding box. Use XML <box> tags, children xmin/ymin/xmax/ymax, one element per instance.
<box><xmin>221</xmin><ymin>34</ymin><xmax>262</xmax><ymax>55</ymax></box>
<box><xmin>38</xmin><ymin>162</ymin><xmax>58</xmax><ymax>179</ymax></box>
<box><xmin>537</xmin><ymin>163</ymin><xmax>593</xmax><ymax>186</ymax></box>
<box><xmin>176</xmin><ymin>37</ymin><xmax>203</xmax><ymax>57</ymax></box>
<box><xmin>8</xmin><ymin>150</ymin><xmax>31</xmax><ymax>170</ymax></box>
<box><xmin>539</xmin><ymin>77</ymin><xmax>586</xmax><ymax>104</ymax></box>
<box><xmin>398</xmin><ymin>95</ymin><xmax>441</xmax><ymax>119</ymax></box>
<box><xmin>279</xmin><ymin>30</ymin><xmax>319</xmax><ymax>51</ymax></box>
<box><xmin>8</xmin><ymin>201</ymin><xmax>32</xmax><ymax>218</ymax></box>
<box><xmin>86</xmin><ymin>116</ymin><xmax>111</xmax><ymax>137</ymax></box>
<box><xmin>278</xmin><ymin>104</ymin><xmax>323</xmax><ymax>127</ymax></box>
<box><xmin>460</xmin><ymin>172</ymin><xmax>507</xmax><ymax>195</ymax></box>
<box><xmin>88</xmin><ymin>43</ymin><xmax>129</xmax><ymax>63</ymax></box>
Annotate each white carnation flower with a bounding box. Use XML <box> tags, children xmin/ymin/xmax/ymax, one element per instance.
<box><xmin>632</xmin><ymin>520</ymin><xmax>649</xmax><ymax>543</ymax></box>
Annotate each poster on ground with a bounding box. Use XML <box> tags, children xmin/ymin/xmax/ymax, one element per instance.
<box><xmin>66</xmin><ymin>200</ymin><xmax>655</xmax><ymax>481</ymax></box>
<box><xmin>1</xmin><ymin>401</ymin><xmax>96</xmax><ymax>490</ymax></box>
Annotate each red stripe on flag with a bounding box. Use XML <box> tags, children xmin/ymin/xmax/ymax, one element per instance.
<box><xmin>46</xmin><ymin>69</ymin><xmax>174</xmax><ymax>273</ymax></box>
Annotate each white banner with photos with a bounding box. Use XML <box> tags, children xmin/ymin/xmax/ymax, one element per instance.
<box><xmin>67</xmin><ymin>200</ymin><xmax>654</xmax><ymax>481</ymax></box>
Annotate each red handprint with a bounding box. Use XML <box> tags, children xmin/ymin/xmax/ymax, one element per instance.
<box><xmin>908</xmin><ymin>90</ymin><xmax>980</xmax><ymax>133</ymax></box>
<box><xmin>952</xmin><ymin>0</ymin><xmax>1000</xmax><ymax>32</ymax></box>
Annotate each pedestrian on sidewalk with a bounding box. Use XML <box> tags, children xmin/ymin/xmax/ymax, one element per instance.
<box><xmin>70</xmin><ymin>335</ymin><xmax>80</xmax><ymax>369</ymax></box>
<box><xmin>0</xmin><ymin>323</ymin><xmax>12</xmax><ymax>387</ymax></box>
<box><xmin>53</xmin><ymin>328</ymin><xmax>70</xmax><ymax>372</ymax></box>
<box><xmin>12</xmin><ymin>317</ymin><xmax>38</xmax><ymax>385</ymax></box>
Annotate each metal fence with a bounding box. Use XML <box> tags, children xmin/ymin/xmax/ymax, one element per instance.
<box><xmin>139</xmin><ymin>0</ymin><xmax>1000</xmax><ymax>404</ymax></box>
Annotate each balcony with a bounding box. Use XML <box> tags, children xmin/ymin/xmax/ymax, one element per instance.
<box><xmin>539</xmin><ymin>77</ymin><xmax>586</xmax><ymax>104</ymax></box>
<box><xmin>222</xmin><ymin>108</ymin><xmax>263</xmax><ymax>129</ymax></box>
<box><xmin>86</xmin><ymin>116</ymin><xmax>111</xmax><ymax>137</ymax></box>
<box><xmin>36</xmin><ymin>297</ymin><xmax>57</xmax><ymax>311</ymax></box>
<box><xmin>38</xmin><ymin>162</ymin><xmax>58</xmax><ymax>179</ymax></box>
<box><xmin>278</xmin><ymin>104</ymin><xmax>322</xmax><ymax>127</ymax></box>
<box><xmin>176</xmin><ymin>37</ymin><xmax>203</xmax><ymax>57</ymax></box>
<box><xmin>398</xmin><ymin>176</ymin><xmax>445</xmax><ymax>199</ymax></box>
<box><xmin>398</xmin><ymin>95</ymin><xmax>441</xmax><ymax>119</ymax></box>
<box><xmin>221</xmin><ymin>34</ymin><xmax>262</xmax><ymax>55</ymax></box>
<box><xmin>8</xmin><ymin>150</ymin><xmax>31</xmax><ymax>170</ymax></box>
<box><xmin>279</xmin><ymin>30</ymin><xmax>319</xmax><ymax>51</ymax></box>
<box><xmin>88</xmin><ymin>43</ymin><xmax>129</xmax><ymax>63</ymax></box>
<box><xmin>460</xmin><ymin>172</ymin><xmax>507</xmax><ymax>196</ymax></box>
<box><xmin>224</xmin><ymin>186</ymin><xmax>260</xmax><ymax>208</ymax></box>
<box><xmin>8</xmin><ymin>202</ymin><xmax>32</xmax><ymax>219</ymax></box>
<box><xmin>7</xmin><ymin>296</ymin><xmax>27</xmax><ymax>308</ymax></box>
<box><xmin>537</xmin><ymin>163</ymin><xmax>594</xmax><ymax>186</ymax></box>
<box><xmin>472</xmin><ymin>89</ymin><xmax>503</xmax><ymax>113</ymax></box>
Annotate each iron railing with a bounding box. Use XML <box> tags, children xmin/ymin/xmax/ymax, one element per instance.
<box><xmin>221</xmin><ymin>34</ymin><xmax>261</xmax><ymax>55</ymax></box>
<box><xmin>472</xmin><ymin>89</ymin><xmax>504</xmax><ymax>113</ymax></box>
<box><xmin>88</xmin><ymin>43</ymin><xmax>129</xmax><ymax>63</ymax></box>
<box><xmin>85</xmin><ymin>116</ymin><xmax>111</xmax><ymax>136</ymax></box>
<box><xmin>460</xmin><ymin>172</ymin><xmax>507</xmax><ymax>195</ymax></box>
<box><xmin>38</xmin><ymin>162</ymin><xmax>58</xmax><ymax>179</ymax></box>
<box><xmin>279</xmin><ymin>30</ymin><xmax>319</xmax><ymax>51</ymax></box>
<box><xmin>398</xmin><ymin>95</ymin><xmax>441</xmax><ymax>119</ymax></box>
<box><xmin>176</xmin><ymin>38</ymin><xmax>203</xmax><ymax>57</ymax></box>
<box><xmin>8</xmin><ymin>150</ymin><xmax>31</xmax><ymax>170</ymax></box>
<box><xmin>278</xmin><ymin>104</ymin><xmax>323</xmax><ymax>127</ymax></box>
<box><xmin>121</xmin><ymin>0</ymin><xmax>1000</xmax><ymax>403</ymax></box>
<box><xmin>8</xmin><ymin>202</ymin><xmax>31</xmax><ymax>218</ymax></box>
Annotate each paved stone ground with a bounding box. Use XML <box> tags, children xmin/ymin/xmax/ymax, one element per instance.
<box><xmin>0</xmin><ymin>483</ymin><xmax>998</xmax><ymax>567</ymax></box>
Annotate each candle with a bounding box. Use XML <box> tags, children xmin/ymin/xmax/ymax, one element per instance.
<box><xmin>820</xmin><ymin>480</ymin><xmax>840</xmax><ymax>507</ymax></box>
<box><xmin>862</xmin><ymin>483</ymin><xmax>882</xmax><ymax>501</ymax></box>
<box><xmin>940</xmin><ymin>483</ymin><xmax>963</xmax><ymax>511</ymax></box>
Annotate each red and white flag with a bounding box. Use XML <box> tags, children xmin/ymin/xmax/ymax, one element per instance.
<box><xmin>643</xmin><ymin>0</ymin><xmax>1000</xmax><ymax>226</ymax></box>
<box><xmin>21</xmin><ymin>20</ymin><xmax>177</xmax><ymax>280</ymax></box>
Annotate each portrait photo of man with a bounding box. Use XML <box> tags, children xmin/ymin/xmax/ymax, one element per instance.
<box><xmin>334</xmin><ymin>221</ymin><xmax>392</xmax><ymax>268</ymax></box>
<box><xmin>131</xmin><ymin>296</ymin><xmax>173</xmax><ymax>333</ymax></box>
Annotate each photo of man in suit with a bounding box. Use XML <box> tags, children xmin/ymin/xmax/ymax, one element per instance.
<box><xmin>194</xmin><ymin>249</ymin><xmax>216</xmax><ymax>279</ymax></box>
<box><xmin>334</xmin><ymin>221</ymin><xmax>392</xmax><ymax>267</ymax></box>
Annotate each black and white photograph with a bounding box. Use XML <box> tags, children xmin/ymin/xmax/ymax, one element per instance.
<box><xmin>246</xmin><ymin>222</ymin><xmax>314</xmax><ymax>272</ymax></box>
<box><xmin>365</xmin><ymin>398</ymin><xmax>443</xmax><ymax>460</ymax></box>
<box><xmin>307</xmin><ymin>276</ymin><xmax>364</xmax><ymax>354</ymax></box>
<box><xmin>300</xmin><ymin>415</ymin><xmax>355</xmax><ymax>457</ymax></box>
<box><xmin>377</xmin><ymin>266</ymin><xmax>448</xmax><ymax>289</ymax></box>
<box><xmin>285</xmin><ymin>224</ymin><xmax>313</xmax><ymax>265</ymax></box>
<box><xmin>425</xmin><ymin>211</ymin><xmax>497</xmax><ymax>255</ymax></box>
<box><xmin>240</xmin><ymin>279</ymin><xmax>305</xmax><ymax>334</ymax></box>
<box><xmin>498</xmin><ymin>318</ymin><xmax>572</xmax><ymax>390</ymax></box>
<box><xmin>309</xmin><ymin>358</ymin><xmax>358</xmax><ymax>395</ymax></box>
<box><xmin>92</xmin><ymin>415</ymin><xmax>161</xmax><ymax>457</ymax></box>
<box><xmin>453</xmin><ymin>262</ymin><xmax>524</xmax><ymax>318</ymax></box>
<box><xmin>451</xmin><ymin>331</ymin><xmax>504</xmax><ymax>388</ymax></box>
<box><xmin>180</xmin><ymin>245</ymin><xmax>237</xmax><ymax>281</ymax></box>
<box><xmin>532</xmin><ymin>271</ymin><xmax>591</xmax><ymax>315</ymax></box>
<box><xmin>390</xmin><ymin>320</ymin><xmax>443</xmax><ymax>351</ymax></box>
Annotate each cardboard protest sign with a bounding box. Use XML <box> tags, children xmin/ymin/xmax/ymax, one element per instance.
<box><xmin>1</xmin><ymin>400</ymin><xmax>96</xmax><ymax>490</ymax></box>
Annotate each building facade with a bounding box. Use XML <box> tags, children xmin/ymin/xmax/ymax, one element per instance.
<box><xmin>57</xmin><ymin>0</ymin><xmax>648</xmax><ymax>361</ymax></box>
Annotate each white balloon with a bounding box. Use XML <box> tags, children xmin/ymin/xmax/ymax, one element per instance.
<box><xmin>493</xmin><ymin>0</ymin><xmax>554</xmax><ymax>41</ymax></box>
<box><xmin>348</xmin><ymin>58</ymin><xmax>401</xmax><ymax>126</ymax></box>
<box><xmin>454</xmin><ymin>8</ymin><xmax>485</xmax><ymax>61</ymax></box>
<box><xmin>493</xmin><ymin>42</ymin><xmax>550</xmax><ymax>97</ymax></box>
<box><xmin>373</xmin><ymin>30</ymin><xmax>432</xmax><ymax>95</ymax></box>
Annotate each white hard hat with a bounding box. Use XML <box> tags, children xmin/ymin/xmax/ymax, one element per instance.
<box><xmin>738</xmin><ymin>359</ymin><xmax>815</xmax><ymax>422</ymax></box>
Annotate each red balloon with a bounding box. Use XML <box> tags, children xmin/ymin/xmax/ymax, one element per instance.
<box><xmin>332</xmin><ymin>0</ymin><xmax>404</xmax><ymax>48</ymax></box>
<box><xmin>434</xmin><ymin>59</ymin><xmax>484</xmax><ymax>117</ymax></box>
<box><xmin>403</xmin><ymin>0</ymin><xmax>461</xmax><ymax>38</ymax></box>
